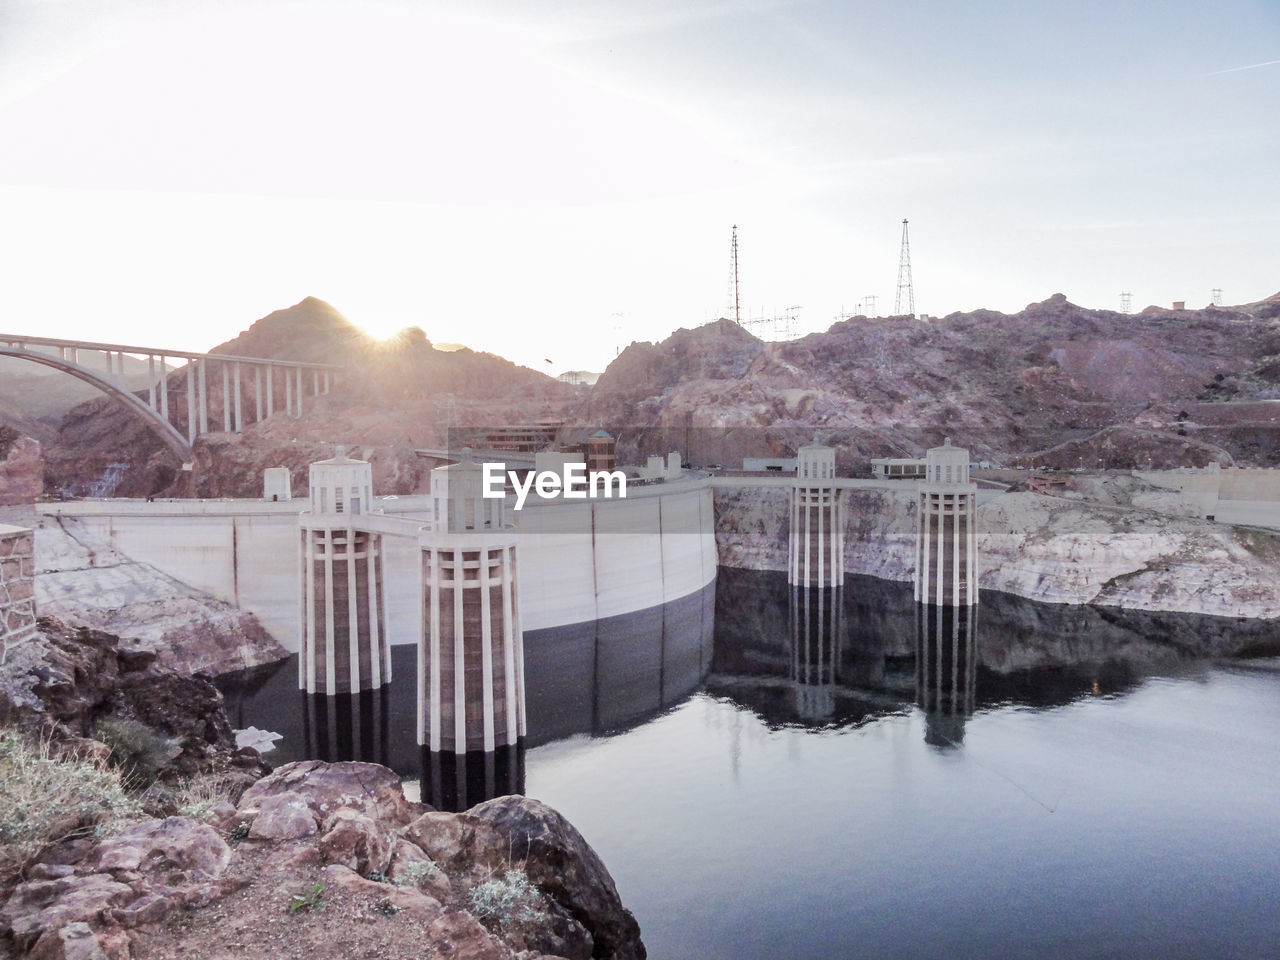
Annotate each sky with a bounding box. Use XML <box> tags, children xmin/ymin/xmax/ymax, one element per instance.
<box><xmin>0</xmin><ymin>0</ymin><xmax>1277</xmax><ymax>375</ymax></box>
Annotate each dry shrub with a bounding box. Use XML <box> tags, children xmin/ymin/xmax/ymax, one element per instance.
<box><xmin>0</xmin><ymin>728</ymin><xmax>141</xmax><ymax>881</ymax></box>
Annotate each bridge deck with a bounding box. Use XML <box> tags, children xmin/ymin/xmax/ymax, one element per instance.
<box><xmin>0</xmin><ymin>332</ymin><xmax>343</xmax><ymax>369</ymax></box>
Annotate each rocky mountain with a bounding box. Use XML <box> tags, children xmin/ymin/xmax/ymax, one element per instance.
<box><xmin>574</xmin><ymin>294</ymin><xmax>1280</xmax><ymax>471</ymax></box>
<box><xmin>19</xmin><ymin>298</ymin><xmax>573</xmax><ymax>498</ymax></box>
<box><xmin>7</xmin><ymin>292</ymin><xmax>1280</xmax><ymax>499</ymax></box>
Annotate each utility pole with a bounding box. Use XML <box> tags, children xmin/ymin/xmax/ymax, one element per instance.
<box><xmin>894</xmin><ymin>219</ymin><xmax>914</xmax><ymax>317</ymax></box>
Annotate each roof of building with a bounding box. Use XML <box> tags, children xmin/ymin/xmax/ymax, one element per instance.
<box><xmin>313</xmin><ymin>445</ymin><xmax>368</xmax><ymax>466</ymax></box>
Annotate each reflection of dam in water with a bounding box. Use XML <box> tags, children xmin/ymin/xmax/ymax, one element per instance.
<box><xmin>216</xmin><ymin>580</ymin><xmax>717</xmax><ymax>808</ymax></box>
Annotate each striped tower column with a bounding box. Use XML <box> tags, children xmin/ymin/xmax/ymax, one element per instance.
<box><xmin>298</xmin><ymin>449</ymin><xmax>389</xmax><ymax>695</ymax></box>
<box><xmin>788</xmin><ymin>443</ymin><xmax>843</xmax><ymax>588</ymax></box>
<box><xmin>418</xmin><ymin>460</ymin><xmax>525</xmax><ymax>811</ymax></box>
<box><xmin>914</xmin><ymin>438</ymin><xmax>978</xmax><ymax>607</ymax></box>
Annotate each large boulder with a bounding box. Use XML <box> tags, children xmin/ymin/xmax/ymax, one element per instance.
<box><xmin>0</xmin><ymin>874</ymin><xmax>133</xmax><ymax>950</ymax></box>
<box><xmin>470</xmin><ymin>797</ymin><xmax>646</xmax><ymax>960</ymax></box>
<box><xmin>93</xmin><ymin>817</ymin><xmax>231</xmax><ymax>884</ymax></box>
<box><xmin>236</xmin><ymin>760</ymin><xmax>419</xmax><ymax>829</ymax></box>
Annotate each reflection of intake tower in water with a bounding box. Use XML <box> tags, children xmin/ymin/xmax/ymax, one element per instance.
<box><xmin>789</xmin><ymin>443</ymin><xmax>843</xmax><ymax>588</ymax></box>
<box><xmin>303</xmin><ymin>687</ymin><xmax>391</xmax><ymax>765</ymax></box>
<box><xmin>914</xmin><ymin>439</ymin><xmax>977</xmax><ymax>606</ymax></box>
<box><xmin>298</xmin><ymin>450</ymin><xmax>390</xmax><ymax>694</ymax></box>
<box><xmin>790</xmin><ymin>585</ymin><xmax>843</xmax><ymax>721</ymax></box>
<box><xmin>418</xmin><ymin>461</ymin><xmax>526</xmax><ymax>808</ymax></box>
<box><xmin>916</xmin><ymin>604</ymin><xmax>978</xmax><ymax>746</ymax></box>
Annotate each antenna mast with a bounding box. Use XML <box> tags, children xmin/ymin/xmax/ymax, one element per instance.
<box><xmin>894</xmin><ymin>219</ymin><xmax>915</xmax><ymax>317</ymax></box>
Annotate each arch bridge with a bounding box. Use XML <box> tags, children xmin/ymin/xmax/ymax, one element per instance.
<box><xmin>0</xmin><ymin>333</ymin><xmax>343</xmax><ymax>461</ymax></box>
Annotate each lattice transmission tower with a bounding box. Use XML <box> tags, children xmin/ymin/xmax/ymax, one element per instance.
<box><xmin>894</xmin><ymin>219</ymin><xmax>915</xmax><ymax>317</ymax></box>
<box><xmin>1212</xmin><ymin>287</ymin><xmax>1223</xmax><ymax>307</ymax></box>
<box><xmin>727</xmin><ymin>224</ymin><xmax>741</xmax><ymax>323</ymax></box>
<box><xmin>1120</xmin><ymin>292</ymin><xmax>1133</xmax><ymax>314</ymax></box>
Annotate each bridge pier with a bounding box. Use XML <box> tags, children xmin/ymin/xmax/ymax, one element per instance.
<box><xmin>233</xmin><ymin>362</ymin><xmax>243</xmax><ymax>432</ymax></box>
<box><xmin>185</xmin><ymin>363</ymin><xmax>197</xmax><ymax>445</ymax></box>
<box><xmin>197</xmin><ymin>358</ymin><xmax>209</xmax><ymax>436</ymax></box>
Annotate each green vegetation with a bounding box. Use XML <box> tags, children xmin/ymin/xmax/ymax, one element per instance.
<box><xmin>93</xmin><ymin>716</ymin><xmax>179</xmax><ymax>788</ymax></box>
<box><xmin>394</xmin><ymin>858</ymin><xmax>441</xmax><ymax>888</ymax></box>
<box><xmin>467</xmin><ymin>869</ymin><xmax>546</xmax><ymax>930</ymax></box>
<box><xmin>0</xmin><ymin>728</ymin><xmax>141</xmax><ymax>881</ymax></box>
<box><xmin>173</xmin><ymin>774</ymin><xmax>236</xmax><ymax>823</ymax></box>
<box><xmin>287</xmin><ymin>882</ymin><xmax>325</xmax><ymax>914</ymax></box>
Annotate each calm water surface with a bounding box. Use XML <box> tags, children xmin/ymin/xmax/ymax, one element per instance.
<box><xmin>219</xmin><ymin>572</ymin><xmax>1280</xmax><ymax>960</ymax></box>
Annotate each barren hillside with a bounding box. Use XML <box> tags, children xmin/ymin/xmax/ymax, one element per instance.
<box><xmin>571</xmin><ymin>293</ymin><xmax>1280</xmax><ymax>471</ymax></box>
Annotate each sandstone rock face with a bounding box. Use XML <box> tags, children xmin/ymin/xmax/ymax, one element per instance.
<box><xmin>248</xmin><ymin>793</ymin><xmax>319</xmax><ymax>841</ymax></box>
<box><xmin>0</xmin><ymin>618</ymin><xmax>269</xmax><ymax>786</ymax></box>
<box><xmin>0</xmin><ymin>753</ymin><xmax>645</xmax><ymax>960</ymax></box>
<box><xmin>93</xmin><ymin>818</ymin><xmax>231</xmax><ymax>883</ymax></box>
<box><xmin>0</xmin><ymin>432</ymin><xmax>42</xmax><ymax>506</ymax></box>
<box><xmin>977</xmin><ymin>488</ymin><xmax>1280</xmax><ymax>618</ymax></box>
<box><xmin>237</xmin><ymin>760</ymin><xmax>419</xmax><ymax>827</ymax></box>
<box><xmin>1</xmin><ymin>874</ymin><xmax>135</xmax><ymax>948</ymax></box>
<box><xmin>317</xmin><ymin>809</ymin><xmax>395</xmax><ymax>876</ymax></box>
<box><xmin>713</xmin><ymin>478</ymin><xmax>1280</xmax><ymax>619</ymax></box>
<box><xmin>33</xmin><ymin>519</ymin><xmax>285</xmax><ymax>676</ymax></box>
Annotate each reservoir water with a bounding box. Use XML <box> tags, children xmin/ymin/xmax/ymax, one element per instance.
<box><xmin>218</xmin><ymin>570</ymin><xmax>1280</xmax><ymax>960</ymax></box>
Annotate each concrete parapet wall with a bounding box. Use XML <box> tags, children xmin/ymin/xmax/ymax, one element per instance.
<box><xmin>0</xmin><ymin>523</ymin><xmax>38</xmax><ymax>656</ymax></box>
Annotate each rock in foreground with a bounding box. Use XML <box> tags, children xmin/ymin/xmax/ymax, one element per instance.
<box><xmin>1</xmin><ymin>760</ymin><xmax>646</xmax><ymax>960</ymax></box>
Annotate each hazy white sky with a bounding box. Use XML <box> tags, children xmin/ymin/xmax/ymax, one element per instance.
<box><xmin>0</xmin><ymin>0</ymin><xmax>1277</xmax><ymax>373</ymax></box>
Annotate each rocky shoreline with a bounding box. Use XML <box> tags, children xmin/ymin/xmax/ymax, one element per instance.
<box><xmin>713</xmin><ymin>475</ymin><xmax>1280</xmax><ymax>620</ymax></box>
<box><xmin>0</xmin><ymin>621</ymin><xmax>645</xmax><ymax>960</ymax></box>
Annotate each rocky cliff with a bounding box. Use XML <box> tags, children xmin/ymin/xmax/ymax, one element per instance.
<box><xmin>575</xmin><ymin>294</ymin><xmax>1280</xmax><ymax>471</ymax></box>
<box><xmin>712</xmin><ymin>475</ymin><xmax>1280</xmax><ymax>619</ymax></box>
<box><xmin>0</xmin><ymin>432</ymin><xmax>42</xmax><ymax>507</ymax></box>
<box><xmin>0</xmin><ymin>624</ymin><xmax>645</xmax><ymax>960</ymax></box>
<box><xmin>31</xmin><ymin>517</ymin><xmax>285</xmax><ymax>675</ymax></box>
<box><xmin>31</xmin><ymin>298</ymin><xmax>573</xmax><ymax>499</ymax></box>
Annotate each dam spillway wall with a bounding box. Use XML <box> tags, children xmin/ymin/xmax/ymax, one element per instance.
<box><xmin>39</xmin><ymin>474</ymin><xmax>718</xmax><ymax>650</ymax></box>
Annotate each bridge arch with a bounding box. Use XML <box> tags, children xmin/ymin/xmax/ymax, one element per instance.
<box><xmin>0</xmin><ymin>346</ymin><xmax>192</xmax><ymax>462</ymax></box>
